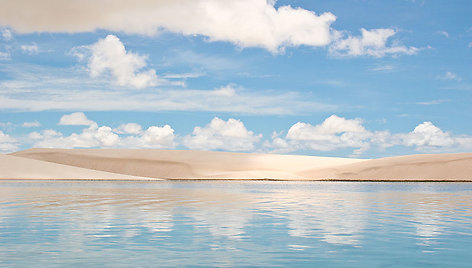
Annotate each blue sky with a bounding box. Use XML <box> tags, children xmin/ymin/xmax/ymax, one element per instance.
<box><xmin>0</xmin><ymin>0</ymin><xmax>471</xmax><ymax>158</ymax></box>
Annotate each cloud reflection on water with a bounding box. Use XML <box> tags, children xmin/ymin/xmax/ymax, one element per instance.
<box><xmin>1</xmin><ymin>181</ymin><xmax>472</xmax><ymax>252</ymax></box>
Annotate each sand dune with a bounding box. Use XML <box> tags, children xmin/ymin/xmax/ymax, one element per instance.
<box><xmin>10</xmin><ymin>148</ymin><xmax>364</xmax><ymax>180</ymax></box>
<box><xmin>4</xmin><ymin>148</ymin><xmax>472</xmax><ymax>181</ymax></box>
<box><xmin>0</xmin><ymin>154</ymin><xmax>160</xmax><ymax>180</ymax></box>
<box><xmin>299</xmin><ymin>153</ymin><xmax>472</xmax><ymax>181</ymax></box>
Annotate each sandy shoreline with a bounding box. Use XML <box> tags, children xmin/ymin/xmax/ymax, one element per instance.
<box><xmin>2</xmin><ymin>148</ymin><xmax>472</xmax><ymax>181</ymax></box>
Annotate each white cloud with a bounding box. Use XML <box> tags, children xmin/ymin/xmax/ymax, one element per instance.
<box><xmin>0</xmin><ymin>130</ymin><xmax>18</xmax><ymax>152</ymax></box>
<box><xmin>0</xmin><ymin>0</ymin><xmax>336</xmax><ymax>53</ymax></box>
<box><xmin>212</xmin><ymin>84</ymin><xmax>236</xmax><ymax>97</ymax></box>
<box><xmin>22</xmin><ymin>121</ymin><xmax>40</xmax><ymax>127</ymax></box>
<box><xmin>399</xmin><ymin>122</ymin><xmax>457</xmax><ymax>151</ymax></box>
<box><xmin>86</xmin><ymin>35</ymin><xmax>160</xmax><ymax>89</ymax></box>
<box><xmin>92</xmin><ymin>126</ymin><xmax>120</xmax><ymax>147</ymax></box>
<box><xmin>58</xmin><ymin>112</ymin><xmax>95</xmax><ymax>126</ymax></box>
<box><xmin>10</xmin><ymin>113</ymin><xmax>472</xmax><ymax>156</ymax></box>
<box><xmin>330</xmin><ymin>28</ymin><xmax>419</xmax><ymax>57</ymax></box>
<box><xmin>262</xmin><ymin>131</ymin><xmax>291</xmax><ymax>153</ymax></box>
<box><xmin>114</xmin><ymin>123</ymin><xmax>143</xmax><ymax>134</ymax></box>
<box><xmin>32</xmin><ymin>113</ymin><xmax>176</xmax><ymax>149</ymax></box>
<box><xmin>0</xmin><ymin>66</ymin><xmax>336</xmax><ymax>114</ymax></box>
<box><xmin>32</xmin><ymin>125</ymin><xmax>120</xmax><ymax>148</ymax></box>
<box><xmin>20</xmin><ymin>43</ymin><xmax>39</xmax><ymax>55</ymax></box>
<box><xmin>28</xmin><ymin>131</ymin><xmax>44</xmax><ymax>140</ymax></box>
<box><xmin>183</xmin><ymin>117</ymin><xmax>262</xmax><ymax>151</ymax></box>
<box><xmin>123</xmin><ymin>125</ymin><xmax>176</xmax><ymax>149</ymax></box>
<box><xmin>266</xmin><ymin>116</ymin><xmax>472</xmax><ymax>155</ymax></box>
<box><xmin>438</xmin><ymin>71</ymin><xmax>461</xmax><ymax>82</ymax></box>
<box><xmin>283</xmin><ymin>115</ymin><xmax>372</xmax><ymax>153</ymax></box>
<box><xmin>1</xmin><ymin>27</ymin><xmax>12</xmax><ymax>41</ymax></box>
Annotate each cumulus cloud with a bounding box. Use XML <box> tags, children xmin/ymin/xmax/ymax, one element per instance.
<box><xmin>9</xmin><ymin>113</ymin><xmax>472</xmax><ymax>156</ymax></box>
<box><xmin>85</xmin><ymin>35</ymin><xmax>161</xmax><ymax>89</ymax></box>
<box><xmin>58</xmin><ymin>112</ymin><xmax>96</xmax><ymax>126</ymax></box>
<box><xmin>183</xmin><ymin>117</ymin><xmax>262</xmax><ymax>151</ymax></box>
<box><xmin>22</xmin><ymin>121</ymin><xmax>41</xmax><ymax>127</ymax></box>
<box><xmin>31</xmin><ymin>124</ymin><xmax>176</xmax><ymax>149</ymax></box>
<box><xmin>31</xmin><ymin>125</ymin><xmax>120</xmax><ymax>148</ymax></box>
<box><xmin>280</xmin><ymin>115</ymin><xmax>373</xmax><ymax>154</ymax></box>
<box><xmin>0</xmin><ymin>0</ymin><xmax>337</xmax><ymax>52</ymax></box>
<box><xmin>330</xmin><ymin>28</ymin><xmax>419</xmax><ymax>57</ymax></box>
<box><xmin>20</xmin><ymin>43</ymin><xmax>39</xmax><ymax>54</ymax></box>
<box><xmin>122</xmin><ymin>125</ymin><xmax>176</xmax><ymax>149</ymax></box>
<box><xmin>212</xmin><ymin>85</ymin><xmax>236</xmax><ymax>97</ymax></box>
<box><xmin>266</xmin><ymin>115</ymin><xmax>472</xmax><ymax>155</ymax></box>
<box><xmin>0</xmin><ymin>130</ymin><xmax>17</xmax><ymax>152</ymax></box>
<box><xmin>393</xmin><ymin>121</ymin><xmax>472</xmax><ymax>152</ymax></box>
<box><xmin>114</xmin><ymin>123</ymin><xmax>143</xmax><ymax>134</ymax></box>
<box><xmin>262</xmin><ymin>131</ymin><xmax>291</xmax><ymax>153</ymax></box>
<box><xmin>31</xmin><ymin>112</ymin><xmax>176</xmax><ymax>149</ymax></box>
<box><xmin>399</xmin><ymin>122</ymin><xmax>457</xmax><ymax>151</ymax></box>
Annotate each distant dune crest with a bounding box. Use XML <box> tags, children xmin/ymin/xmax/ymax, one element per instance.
<box><xmin>2</xmin><ymin>148</ymin><xmax>472</xmax><ymax>181</ymax></box>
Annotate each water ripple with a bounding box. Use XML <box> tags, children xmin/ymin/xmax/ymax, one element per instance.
<box><xmin>0</xmin><ymin>181</ymin><xmax>472</xmax><ymax>266</ymax></box>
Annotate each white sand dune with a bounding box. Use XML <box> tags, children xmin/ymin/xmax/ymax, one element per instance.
<box><xmin>299</xmin><ymin>153</ymin><xmax>472</xmax><ymax>181</ymax></box>
<box><xmin>0</xmin><ymin>154</ymin><xmax>161</xmax><ymax>180</ymax></box>
<box><xmin>9</xmin><ymin>148</ymin><xmax>364</xmax><ymax>180</ymax></box>
<box><xmin>4</xmin><ymin>148</ymin><xmax>472</xmax><ymax>181</ymax></box>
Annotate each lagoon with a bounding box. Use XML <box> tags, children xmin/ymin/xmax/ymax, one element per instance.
<box><xmin>1</xmin><ymin>181</ymin><xmax>471</xmax><ymax>267</ymax></box>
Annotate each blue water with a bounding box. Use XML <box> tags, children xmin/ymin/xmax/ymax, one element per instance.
<box><xmin>1</xmin><ymin>181</ymin><xmax>472</xmax><ymax>267</ymax></box>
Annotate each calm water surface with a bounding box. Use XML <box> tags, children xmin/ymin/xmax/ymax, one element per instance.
<box><xmin>1</xmin><ymin>180</ymin><xmax>472</xmax><ymax>267</ymax></box>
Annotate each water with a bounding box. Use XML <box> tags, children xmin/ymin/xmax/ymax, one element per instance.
<box><xmin>1</xmin><ymin>181</ymin><xmax>471</xmax><ymax>267</ymax></box>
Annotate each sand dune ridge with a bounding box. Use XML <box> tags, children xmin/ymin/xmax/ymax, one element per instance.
<box><xmin>2</xmin><ymin>148</ymin><xmax>472</xmax><ymax>181</ymax></box>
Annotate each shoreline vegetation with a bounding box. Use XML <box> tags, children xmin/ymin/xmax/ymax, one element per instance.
<box><xmin>1</xmin><ymin>148</ymin><xmax>471</xmax><ymax>181</ymax></box>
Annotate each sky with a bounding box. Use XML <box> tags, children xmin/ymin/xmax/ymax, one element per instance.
<box><xmin>0</xmin><ymin>0</ymin><xmax>471</xmax><ymax>158</ymax></box>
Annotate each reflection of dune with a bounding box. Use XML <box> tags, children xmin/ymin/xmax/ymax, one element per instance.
<box><xmin>362</xmin><ymin>189</ymin><xmax>472</xmax><ymax>247</ymax></box>
<box><xmin>5</xmin><ymin>148</ymin><xmax>472</xmax><ymax>181</ymax></box>
<box><xmin>2</xmin><ymin>179</ymin><xmax>472</xmax><ymax>256</ymax></box>
<box><xmin>287</xmin><ymin>211</ymin><xmax>365</xmax><ymax>245</ymax></box>
<box><xmin>407</xmin><ymin>194</ymin><xmax>450</xmax><ymax>246</ymax></box>
<box><xmin>412</xmin><ymin>211</ymin><xmax>444</xmax><ymax>245</ymax></box>
<box><xmin>268</xmin><ymin>190</ymin><xmax>367</xmax><ymax>245</ymax></box>
<box><xmin>190</xmin><ymin>207</ymin><xmax>251</xmax><ymax>239</ymax></box>
<box><xmin>0</xmin><ymin>180</ymin><xmax>255</xmax><ymax>244</ymax></box>
<box><xmin>137</xmin><ymin>209</ymin><xmax>174</xmax><ymax>233</ymax></box>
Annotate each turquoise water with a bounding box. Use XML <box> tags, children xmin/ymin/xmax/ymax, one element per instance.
<box><xmin>1</xmin><ymin>181</ymin><xmax>472</xmax><ymax>267</ymax></box>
